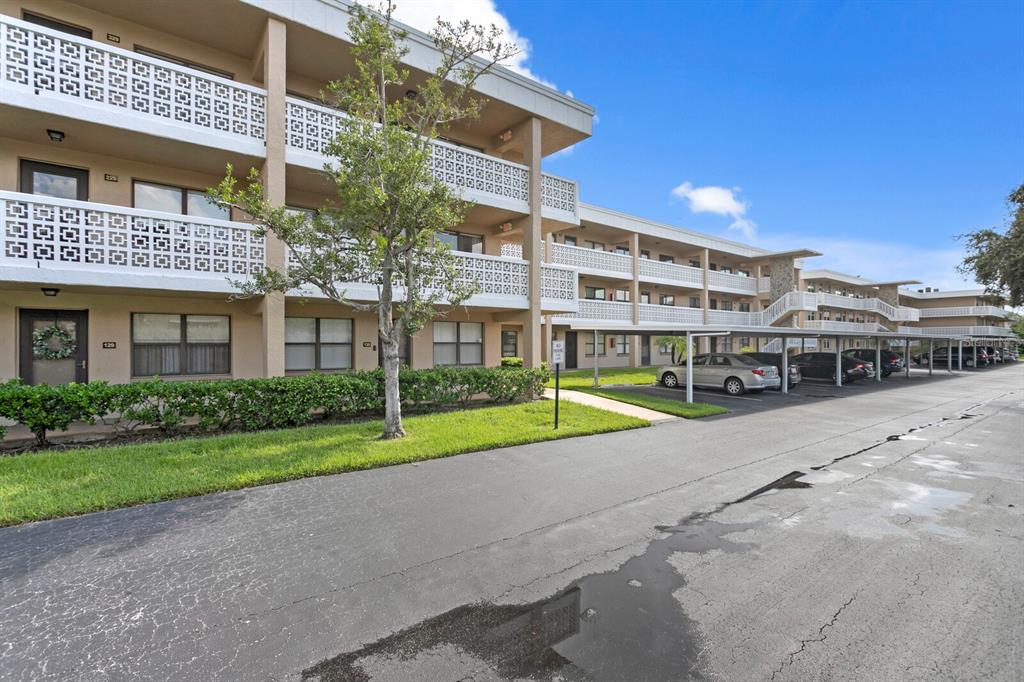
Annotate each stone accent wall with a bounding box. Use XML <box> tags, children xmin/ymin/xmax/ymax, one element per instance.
<box><xmin>876</xmin><ymin>285</ymin><xmax>899</xmax><ymax>307</ymax></box>
<box><xmin>769</xmin><ymin>257</ymin><xmax>797</xmax><ymax>301</ymax></box>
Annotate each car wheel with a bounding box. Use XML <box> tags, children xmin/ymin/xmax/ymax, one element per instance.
<box><xmin>724</xmin><ymin>377</ymin><xmax>745</xmax><ymax>395</ymax></box>
<box><xmin>882</xmin><ymin>370</ymin><xmax>891</xmax><ymax>377</ymax></box>
<box><xmin>661</xmin><ymin>372</ymin><xmax>678</xmax><ymax>388</ymax></box>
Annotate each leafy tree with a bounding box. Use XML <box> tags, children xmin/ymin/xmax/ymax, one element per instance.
<box><xmin>654</xmin><ymin>335</ymin><xmax>689</xmax><ymax>364</ymax></box>
<box><xmin>1009</xmin><ymin>312</ymin><xmax>1024</xmax><ymax>341</ymax></box>
<box><xmin>213</xmin><ymin>2</ymin><xmax>517</xmax><ymax>439</ymax></box>
<box><xmin>958</xmin><ymin>183</ymin><xmax>1024</xmax><ymax>307</ymax></box>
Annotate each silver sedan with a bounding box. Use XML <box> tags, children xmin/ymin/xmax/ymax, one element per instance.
<box><xmin>659</xmin><ymin>353</ymin><xmax>781</xmax><ymax>395</ymax></box>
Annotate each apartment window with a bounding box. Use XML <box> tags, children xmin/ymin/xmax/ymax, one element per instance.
<box><xmin>739</xmin><ymin>302</ymin><xmax>751</xmax><ymax>313</ymax></box>
<box><xmin>134</xmin><ymin>45</ymin><xmax>234</xmax><ymax>79</ymax></box>
<box><xmin>437</xmin><ymin>230</ymin><xmax>484</xmax><ymax>254</ymax></box>
<box><xmin>689</xmin><ymin>296</ymin><xmax>700</xmax><ymax>308</ymax></box>
<box><xmin>23</xmin><ymin>11</ymin><xmax>92</xmax><ymax>38</ymax></box>
<box><xmin>640</xmin><ymin>291</ymin><xmax>651</xmax><ymax>304</ymax></box>
<box><xmin>584</xmin><ymin>240</ymin><xmax>605</xmax><ymax>251</ymax></box>
<box><xmin>132</xmin><ymin>313</ymin><xmax>230</xmax><ymax>376</ymax></box>
<box><xmin>720</xmin><ymin>266</ymin><xmax>733</xmax><ymax>274</ymax></box>
<box><xmin>709</xmin><ymin>263</ymin><xmax>718</xmax><ymax>271</ymax></box>
<box><xmin>660</xmin><ymin>294</ymin><xmax>675</xmax><ymax>306</ymax></box>
<box><xmin>133</xmin><ymin>180</ymin><xmax>228</xmax><ymax>220</ymax></box>
<box><xmin>709</xmin><ymin>299</ymin><xmax>718</xmax><ymax>310</ymax></box>
<box><xmin>659</xmin><ymin>255</ymin><xmax>675</xmax><ymax>264</ymax></box>
<box><xmin>614</xmin><ymin>246</ymin><xmax>630</xmax><ymax>256</ymax></box>
<box><xmin>640</xmin><ymin>249</ymin><xmax>651</xmax><ymax>259</ymax></box>
<box><xmin>806</xmin><ymin>283</ymin><xmax>817</xmax><ymax>293</ymax></box>
<box><xmin>721</xmin><ymin>337</ymin><xmax>734</xmax><ymax>352</ymax></box>
<box><xmin>501</xmin><ymin>330</ymin><xmax>518</xmax><ymax>358</ymax></box>
<box><xmin>563</xmin><ymin>236</ymin><xmax>577</xmax><ymax>247</ymax></box>
<box><xmin>739</xmin><ymin>337</ymin><xmax>750</xmax><ymax>349</ymax></box>
<box><xmin>689</xmin><ymin>259</ymin><xmax>701</xmax><ymax>268</ymax></box>
<box><xmin>614</xmin><ymin>289</ymin><xmax>630</xmax><ymax>302</ymax></box>
<box><xmin>615</xmin><ymin>335</ymin><xmax>630</xmax><ymax>355</ymax></box>
<box><xmin>585</xmin><ymin>332</ymin><xmax>607</xmax><ymax>357</ymax></box>
<box><xmin>721</xmin><ymin>300</ymin><xmax>734</xmax><ymax>311</ymax></box>
<box><xmin>738</xmin><ymin>269</ymin><xmax>751</xmax><ymax>277</ymax></box>
<box><xmin>584</xmin><ymin>286</ymin><xmax>607</xmax><ymax>300</ymax></box>
<box><xmin>285</xmin><ymin>318</ymin><xmax>353</xmax><ymax>371</ymax></box>
<box><xmin>20</xmin><ymin>161</ymin><xmax>88</xmax><ymax>201</ymax></box>
<box><xmin>659</xmin><ymin>342</ymin><xmax>673</xmax><ymax>354</ymax></box>
<box><xmin>433</xmin><ymin>321</ymin><xmax>483</xmax><ymax>366</ymax></box>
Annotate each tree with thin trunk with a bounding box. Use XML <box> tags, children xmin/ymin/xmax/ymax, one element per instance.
<box><xmin>212</xmin><ymin>2</ymin><xmax>518</xmax><ymax>439</ymax></box>
<box><xmin>958</xmin><ymin>182</ymin><xmax>1024</xmax><ymax>308</ymax></box>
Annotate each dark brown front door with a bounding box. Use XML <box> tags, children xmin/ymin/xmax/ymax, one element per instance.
<box><xmin>19</xmin><ymin>160</ymin><xmax>89</xmax><ymax>200</ymax></box>
<box><xmin>19</xmin><ymin>309</ymin><xmax>88</xmax><ymax>385</ymax></box>
<box><xmin>564</xmin><ymin>332</ymin><xmax>577</xmax><ymax>369</ymax></box>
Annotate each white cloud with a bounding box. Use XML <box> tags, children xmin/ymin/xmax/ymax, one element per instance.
<box><xmin>671</xmin><ymin>181</ymin><xmax>757</xmax><ymax>239</ymax></box>
<box><xmin>389</xmin><ymin>0</ymin><xmax>555</xmax><ymax>88</ymax></box>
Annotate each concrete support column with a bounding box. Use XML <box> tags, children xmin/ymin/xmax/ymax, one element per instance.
<box><xmin>781</xmin><ymin>337</ymin><xmax>789</xmax><ymax>394</ymax></box>
<box><xmin>958</xmin><ymin>339</ymin><xmax>963</xmax><ymax>371</ymax></box>
<box><xmin>520</xmin><ymin>116</ymin><xmax>543</xmax><ymax>368</ymax></box>
<box><xmin>685</xmin><ymin>331</ymin><xmax>693</xmax><ymax>404</ymax></box>
<box><xmin>700</xmin><ymin>248</ymin><xmax>711</xmax><ymax>353</ymax></box>
<box><xmin>875</xmin><ymin>337</ymin><xmax>882</xmax><ymax>383</ymax></box>
<box><xmin>973</xmin><ymin>344</ymin><xmax>977</xmax><ymax>368</ymax></box>
<box><xmin>628</xmin><ymin>233</ymin><xmax>641</xmax><ymax>367</ymax></box>
<box><xmin>835</xmin><ymin>337</ymin><xmax>842</xmax><ymax>387</ymax></box>
<box><xmin>257</xmin><ymin>17</ymin><xmax>287</xmax><ymax>377</ymax></box>
<box><xmin>905</xmin><ymin>338</ymin><xmax>911</xmax><ymax>378</ymax></box>
<box><xmin>928</xmin><ymin>339</ymin><xmax>933</xmax><ymax>376</ymax></box>
<box><xmin>947</xmin><ymin>339</ymin><xmax>953</xmax><ymax>373</ymax></box>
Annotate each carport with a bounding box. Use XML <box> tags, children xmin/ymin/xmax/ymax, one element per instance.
<box><xmin>553</xmin><ymin>321</ymin><xmax>978</xmax><ymax>403</ymax></box>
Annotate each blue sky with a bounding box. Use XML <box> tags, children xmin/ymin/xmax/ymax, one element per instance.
<box><xmin>398</xmin><ymin>1</ymin><xmax>1022</xmax><ymax>289</ymax></box>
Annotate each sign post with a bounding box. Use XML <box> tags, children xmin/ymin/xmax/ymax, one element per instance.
<box><xmin>552</xmin><ymin>340</ymin><xmax>565</xmax><ymax>430</ymax></box>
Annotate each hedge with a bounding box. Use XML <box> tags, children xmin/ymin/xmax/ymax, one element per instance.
<box><xmin>0</xmin><ymin>366</ymin><xmax>548</xmax><ymax>445</ymax></box>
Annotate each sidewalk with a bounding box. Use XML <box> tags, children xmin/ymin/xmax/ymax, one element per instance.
<box><xmin>543</xmin><ymin>388</ymin><xmax>680</xmax><ymax>423</ymax></box>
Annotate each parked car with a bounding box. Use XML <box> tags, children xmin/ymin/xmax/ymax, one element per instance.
<box><xmin>790</xmin><ymin>353</ymin><xmax>869</xmax><ymax>384</ymax></box>
<box><xmin>659</xmin><ymin>353</ymin><xmax>781</xmax><ymax>395</ymax></box>
<box><xmin>984</xmin><ymin>346</ymin><xmax>1001</xmax><ymax>364</ymax></box>
<box><xmin>999</xmin><ymin>348</ymin><xmax>1016</xmax><ymax>362</ymax></box>
<box><xmin>919</xmin><ymin>347</ymin><xmax>983</xmax><ymax>367</ymax></box>
<box><xmin>843</xmin><ymin>348</ymin><xmax>903</xmax><ymax>377</ymax></box>
<box><xmin>742</xmin><ymin>352</ymin><xmax>803</xmax><ymax>387</ymax></box>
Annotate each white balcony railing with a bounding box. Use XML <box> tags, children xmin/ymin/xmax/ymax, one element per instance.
<box><xmin>893</xmin><ymin>306</ymin><xmax>921</xmax><ymax>322</ymax></box>
<box><xmin>707</xmin><ymin>309</ymin><xmax>760</xmax><ymax>326</ymax></box>
<box><xmin>757</xmin><ymin>277</ymin><xmax>771</xmax><ymax>294</ymax></box>
<box><xmin>0</xmin><ymin>15</ymin><xmax>267</xmax><ymax>154</ymax></box>
<box><xmin>0</xmin><ymin>191</ymin><xmax>264</xmax><ymax>291</ymax></box>
<box><xmin>284</xmin><ymin>97</ymin><xmax>578</xmax><ymax>220</ymax></box>
<box><xmin>708</xmin><ymin>270</ymin><xmax>757</xmax><ymax>294</ymax></box>
<box><xmin>638</xmin><ymin>258</ymin><xmax>704</xmax><ymax>287</ymax></box>
<box><xmin>558</xmin><ymin>299</ymin><xmax>633</xmax><ymax>322</ymax></box>
<box><xmin>898</xmin><ymin>325</ymin><xmax>1016</xmax><ymax>338</ymax></box>
<box><xmin>813</xmin><ymin>292</ymin><xmax>920</xmax><ymax>322</ymax></box>
<box><xmin>550</xmin><ymin>242</ymin><xmax>633</xmax><ymax>277</ymax></box>
<box><xmin>540</xmin><ymin>263</ymin><xmax>578</xmax><ymax>310</ymax></box>
<box><xmin>804</xmin><ymin>320</ymin><xmax>887</xmax><ymax>333</ymax></box>
<box><xmin>916</xmin><ymin>306</ymin><xmax>1009</xmax><ymax>319</ymax></box>
<box><xmin>639</xmin><ymin>304</ymin><xmax>703</xmax><ymax>325</ymax></box>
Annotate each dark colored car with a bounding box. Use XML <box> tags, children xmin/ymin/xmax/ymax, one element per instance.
<box><xmin>918</xmin><ymin>347</ymin><xmax>984</xmax><ymax>368</ymax></box>
<box><xmin>843</xmin><ymin>348</ymin><xmax>903</xmax><ymax>377</ymax></box>
<box><xmin>743</xmin><ymin>352</ymin><xmax>802</xmax><ymax>387</ymax></box>
<box><xmin>984</xmin><ymin>346</ymin><xmax>1001</xmax><ymax>365</ymax></box>
<box><xmin>791</xmin><ymin>352</ymin><xmax>869</xmax><ymax>384</ymax></box>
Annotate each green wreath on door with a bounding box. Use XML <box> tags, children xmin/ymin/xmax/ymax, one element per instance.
<box><xmin>32</xmin><ymin>325</ymin><xmax>77</xmax><ymax>360</ymax></box>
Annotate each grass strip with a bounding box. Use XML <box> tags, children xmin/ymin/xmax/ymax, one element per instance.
<box><xmin>576</xmin><ymin>387</ymin><xmax>729</xmax><ymax>419</ymax></box>
<box><xmin>546</xmin><ymin>367</ymin><xmax>658</xmax><ymax>390</ymax></box>
<box><xmin>0</xmin><ymin>401</ymin><xmax>647</xmax><ymax>526</ymax></box>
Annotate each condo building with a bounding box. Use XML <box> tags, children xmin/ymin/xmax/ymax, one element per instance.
<box><xmin>0</xmin><ymin>0</ymin><xmax>1015</xmax><ymax>387</ymax></box>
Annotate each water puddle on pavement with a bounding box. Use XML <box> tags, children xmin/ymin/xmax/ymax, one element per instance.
<box><xmin>301</xmin><ymin>474</ymin><xmax>819</xmax><ymax>681</ymax></box>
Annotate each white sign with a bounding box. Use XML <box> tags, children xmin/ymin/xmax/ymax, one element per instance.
<box><xmin>552</xmin><ymin>340</ymin><xmax>565</xmax><ymax>365</ymax></box>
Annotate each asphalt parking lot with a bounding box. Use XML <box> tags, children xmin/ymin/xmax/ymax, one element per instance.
<box><xmin>602</xmin><ymin>361</ymin><xmax>1020</xmax><ymax>417</ymax></box>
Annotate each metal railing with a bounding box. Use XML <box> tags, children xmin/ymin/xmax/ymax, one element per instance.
<box><xmin>804</xmin><ymin>319</ymin><xmax>887</xmax><ymax>333</ymax></box>
<box><xmin>898</xmin><ymin>325</ymin><xmax>1015</xmax><ymax>338</ymax></box>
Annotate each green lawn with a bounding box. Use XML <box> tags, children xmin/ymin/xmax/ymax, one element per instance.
<box><xmin>547</xmin><ymin>366</ymin><xmax>658</xmax><ymax>389</ymax></box>
<box><xmin>0</xmin><ymin>401</ymin><xmax>646</xmax><ymax>526</ymax></box>
<box><xmin>577</xmin><ymin>388</ymin><xmax>729</xmax><ymax>419</ymax></box>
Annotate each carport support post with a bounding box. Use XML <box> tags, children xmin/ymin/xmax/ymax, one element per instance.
<box><xmin>958</xmin><ymin>339</ymin><xmax>963</xmax><ymax>371</ymax></box>
<box><xmin>835</xmin><ymin>337</ymin><xmax>842</xmax><ymax>387</ymax></box>
<box><xmin>973</xmin><ymin>343</ymin><xmax>977</xmax><ymax>369</ymax></box>
<box><xmin>905</xmin><ymin>338</ymin><xmax>910</xmax><ymax>378</ymax></box>
<box><xmin>947</xmin><ymin>339</ymin><xmax>953</xmax><ymax>374</ymax></box>
<box><xmin>685</xmin><ymin>331</ymin><xmax>693</xmax><ymax>404</ymax></box>
<box><xmin>781</xmin><ymin>337</ymin><xmax>789</xmax><ymax>394</ymax></box>
<box><xmin>875</xmin><ymin>337</ymin><xmax>882</xmax><ymax>383</ymax></box>
<box><xmin>592</xmin><ymin>330</ymin><xmax>599</xmax><ymax>388</ymax></box>
<box><xmin>928</xmin><ymin>339</ymin><xmax>933</xmax><ymax>376</ymax></box>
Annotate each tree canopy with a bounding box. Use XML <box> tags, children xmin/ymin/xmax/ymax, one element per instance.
<box><xmin>959</xmin><ymin>183</ymin><xmax>1024</xmax><ymax>307</ymax></box>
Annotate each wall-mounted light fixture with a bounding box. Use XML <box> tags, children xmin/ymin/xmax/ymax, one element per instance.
<box><xmin>46</xmin><ymin>129</ymin><xmax>65</xmax><ymax>142</ymax></box>
<box><xmin>404</xmin><ymin>89</ymin><xmax>418</xmax><ymax>99</ymax></box>
<box><xmin>41</xmin><ymin>287</ymin><xmax>60</xmax><ymax>297</ymax></box>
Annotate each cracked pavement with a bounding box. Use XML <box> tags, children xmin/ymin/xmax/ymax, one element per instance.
<box><xmin>1</xmin><ymin>365</ymin><xmax>1022</xmax><ymax>680</ymax></box>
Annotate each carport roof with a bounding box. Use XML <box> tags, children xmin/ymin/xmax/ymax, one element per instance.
<box><xmin>552</xmin><ymin>321</ymin><xmax>1002</xmax><ymax>342</ymax></box>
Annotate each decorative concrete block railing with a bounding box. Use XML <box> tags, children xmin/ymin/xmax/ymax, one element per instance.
<box><xmin>707</xmin><ymin>270</ymin><xmax>757</xmax><ymax>294</ymax></box>
<box><xmin>550</xmin><ymin>242</ymin><xmax>633</xmax><ymax>277</ymax></box>
<box><xmin>557</xmin><ymin>299</ymin><xmax>633</xmax><ymax>322</ymax></box>
<box><xmin>757</xmin><ymin>277</ymin><xmax>771</xmax><ymax>294</ymax></box>
<box><xmin>813</xmin><ymin>292</ymin><xmax>920</xmax><ymax>322</ymax></box>
<box><xmin>540</xmin><ymin>264</ymin><xmax>578</xmax><ymax>309</ymax></box>
<box><xmin>0</xmin><ymin>16</ymin><xmax>267</xmax><ymax>153</ymax></box>
<box><xmin>892</xmin><ymin>306</ymin><xmax>921</xmax><ymax>322</ymax></box>
<box><xmin>761</xmin><ymin>337</ymin><xmax>817</xmax><ymax>353</ymax></box>
<box><xmin>803</xmin><ymin>320</ymin><xmax>887</xmax><ymax>333</ymax></box>
<box><xmin>0</xmin><ymin>192</ymin><xmax>264</xmax><ymax>290</ymax></box>
<box><xmin>916</xmin><ymin>306</ymin><xmax>1008</xmax><ymax>319</ymax></box>
<box><xmin>897</xmin><ymin>325</ymin><xmax>1015</xmax><ymax>338</ymax></box>
<box><xmin>638</xmin><ymin>259</ymin><xmax>704</xmax><ymax>287</ymax></box>
<box><xmin>284</xmin><ymin>97</ymin><xmax>578</xmax><ymax>221</ymax></box>
<box><xmin>639</xmin><ymin>304</ymin><xmax>703</xmax><ymax>325</ymax></box>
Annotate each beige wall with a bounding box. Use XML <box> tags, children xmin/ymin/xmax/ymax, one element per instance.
<box><xmin>0</xmin><ymin>286</ymin><xmax>265</xmax><ymax>383</ymax></box>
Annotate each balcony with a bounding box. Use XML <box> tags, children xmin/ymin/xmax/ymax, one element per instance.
<box><xmin>916</xmin><ymin>306</ymin><xmax>1009</xmax><ymax>319</ymax></box>
<box><xmin>638</xmin><ymin>258</ymin><xmax>704</xmax><ymax>288</ymax></box>
<box><xmin>552</xmin><ymin>299</ymin><xmax>632</xmax><ymax>326</ymax></box>
<box><xmin>803</xmin><ymin>320</ymin><xmax>887</xmax><ymax>333</ymax></box>
<box><xmin>0</xmin><ymin>191</ymin><xmax>577</xmax><ymax>308</ymax></box>
<box><xmin>898</xmin><ymin>325</ymin><xmax>1015</xmax><ymax>338</ymax></box>
<box><xmin>813</xmin><ymin>292</ymin><xmax>920</xmax><ymax>322</ymax></box>
<box><xmin>707</xmin><ymin>270</ymin><xmax>757</xmax><ymax>295</ymax></box>
<box><xmin>284</xmin><ymin>97</ymin><xmax>578</xmax><ymax>222</ymax></box>
<box><xmin>0</xmin><ymin>15</ymin><xmax>267</xmax><ymax>156</ymax></box>
<box><xmin>550</xmin><ymin>242</ymin><xmax>632</xmax><ymax>278</ymax></box>
<box><xmin>638</xmin><ymin>304</ymin><xmax>703</xmax><ymax>326</ymax></box>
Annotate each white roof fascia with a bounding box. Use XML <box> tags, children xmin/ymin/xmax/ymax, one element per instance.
<box><xmin>240</xmin><ymin>0</ymin><xmax>594</xmax><ymax>135</ymax></box>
